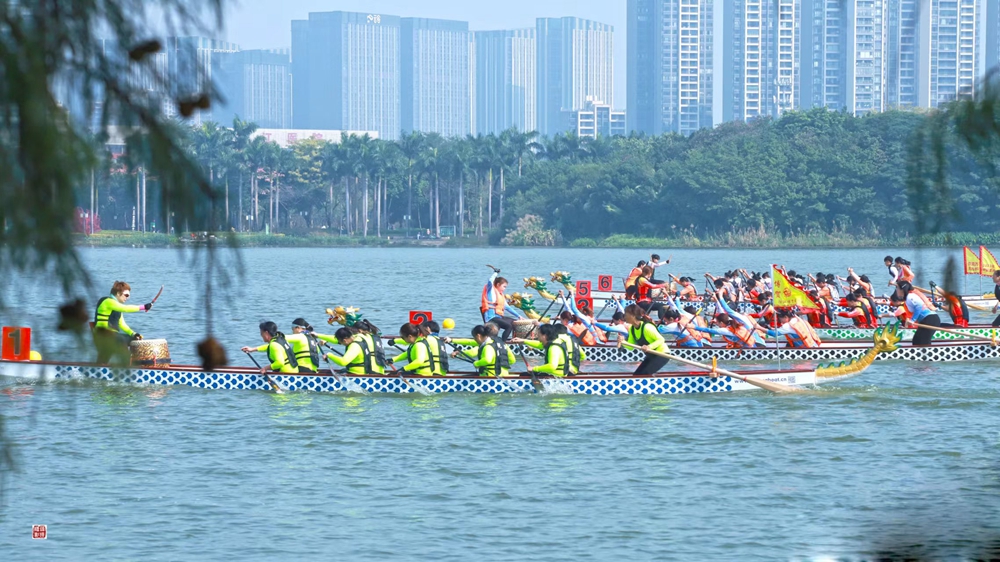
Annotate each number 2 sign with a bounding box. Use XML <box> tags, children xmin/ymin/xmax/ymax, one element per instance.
<box><xmin>2</xmin><ymin>327</ymin><xmax>31</xmax><ymax>361</ymax></box>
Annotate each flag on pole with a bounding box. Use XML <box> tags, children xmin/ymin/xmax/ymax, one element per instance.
<box><xmin>980</xmin><ymin>246</ymin><xmax>1000</xmax><ymax>277</ymax></box>
<box><xmin>963</xmin><ymin>246</ymin><xmax>981</xmax><ymax>275</ymax></box>
<box><xmin>772</xmin><ymin>265</ymin><xmax>819</xmax><ymax>310</ymax></box>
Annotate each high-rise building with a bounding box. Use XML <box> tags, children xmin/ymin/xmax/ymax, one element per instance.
<box><xmin>400</xmin><ymin>18</ymin><xmax>470</xmax><ymax>137</ymax></box>
<box><xmin>166</xmin><ymin>37</ymin><xmax>240</xmax><ymax>123</ymax></box>
<box><xmin>536</xmin><ymin>17</ymin><xmax>614</xmax><ymax>136</ymax></box>
<box><xmin>291</xmin><ymin>12</ymin><xmax>401</xmax><ymax>140</ymax></box>
<box><xmin>800</xmin><ymin>0</ymin><xmax>887</xmax><ymax>115</ymax></box>
<box><xmin>565</xmin><ymin>98</ymin><xmax>626</xmax><ymax>138</ymax></box>
<box><xmin>886</xmin><ymin>0</ymin><xmax>931</xmax><ymax>108</ymax></box>
<box><xmin>988</xmin><ymin>0</ymin><xmax>1000</xmax><ymax>76</ymax></box>
<box><xmin>215</xmin><ymin>49</ymin><xmax>292</xmax><ymax>128</ymax></box>
<box><xmin>626</xmin><ymin>0</ymin><xmax>714</xmax><ymax>136</ymax></box>
<box><xmin>929</xmin><ymin>0</ymin><xmax>979</xmax><ymax>106</ymax></box>
<box><xmin>473</xmin><ymin>29</ymin><xmax>537</xmax><ymax>134</ymax></box>
<box><xmin>722</xmin><ymin>0</ymin><xmax>799</xmax><ymax>123</ymax></box>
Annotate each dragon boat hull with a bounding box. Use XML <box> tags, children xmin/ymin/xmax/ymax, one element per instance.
<box><xmin>816</xmin><ymin>325</ymin><xmax>999</xmax><ymax>341</ymax></box>
<box><xmin>0</xmin><ymin>359</ymin><xmax>847</xmax><ymax>396</ymax></box>
<box><xmin>466</xmin><ymin>339</ymin><xmax>1000</xmax><ymax>363</ymax></box>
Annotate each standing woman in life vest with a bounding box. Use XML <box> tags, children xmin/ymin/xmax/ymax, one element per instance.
<box><xmin>896</xmin><ymin>281</ymin><xmax>940</xmax><ymax>345</ymax></box>
<box><xmin>479</xmin><ymin>265</ymin><xmax>525</xmax><ymax>341</ymax></box>
<box><xmin>895</xmin><ymin>257</ymin><xmax>915</xmax><ymax>284</ymax></box>
<box><xmin>618</xmin><ymin>304</ymin><xmax>669</xmax><ymax>375</ymax></box>
<box><xmin>93</xmin><ymin>281</ymin><xmax>154</xmax><ymax>364</ymax></box>
<box><xmin>241</xmin><ymin>321</ymin><xmax>300</xmax><ymax>373</ymax></box>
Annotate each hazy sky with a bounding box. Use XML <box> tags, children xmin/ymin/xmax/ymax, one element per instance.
<box><xmin>221</xmin><ymin>0</ymin><xmax>627</xmax><ymax>106</ymax></box>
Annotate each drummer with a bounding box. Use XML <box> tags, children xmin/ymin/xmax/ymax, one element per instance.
<box><xmin>93</xmin><ymin>280</ymin><xmax>154</xmax><ymax>364</ymax></box>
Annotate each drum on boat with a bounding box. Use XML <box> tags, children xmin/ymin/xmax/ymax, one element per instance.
<box><xmin>129</xmin><ymin>339</ymin><xmax>171</xmax><ymax>367</ymax></box>
<box><xmin>513</xmin><ymin>319</ymin><xmax>537</xmax><ymax>339</ymax></box>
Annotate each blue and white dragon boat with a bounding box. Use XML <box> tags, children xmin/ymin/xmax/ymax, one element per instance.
<box><xmin>0</xmin><ymin>327</ymin><xmax>900</xmax><ymax>396</ymax></box>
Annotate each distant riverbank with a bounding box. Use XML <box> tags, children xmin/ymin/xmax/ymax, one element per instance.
<box><xmin>73</xmin><ymin>230</ymin><xmax>1000</xmax><ymax>249</ymax></box>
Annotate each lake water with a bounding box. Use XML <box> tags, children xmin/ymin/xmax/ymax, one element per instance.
<box><xmin>2</xmin><ymin>247</ymin><xmax>1000</xmax><ymax>560</ymax></box>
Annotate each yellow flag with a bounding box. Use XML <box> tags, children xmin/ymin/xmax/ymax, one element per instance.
<box><xmin>980</xmin><ymin>246</ymin><xmax>999</xmax><ymax>278</ymax></box>
<box><xmin>964</xmin><ymin>246</ymin><xmax>981</xmax><ymax>275</ymax></box>
<box><xmin>771</xmin><ymin>265</ymin><xmax>819</xmax><ymax>310</ymax></box>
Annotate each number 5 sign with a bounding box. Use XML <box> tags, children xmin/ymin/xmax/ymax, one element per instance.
<box><xmin>2</xmin><ymin>327</ymin><xmax>31</xmax><ymax>361</ymax></box>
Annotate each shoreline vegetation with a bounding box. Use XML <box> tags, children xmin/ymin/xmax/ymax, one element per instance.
<box><xmin>75</xmin><ymin>229</ymin><xmax>1000</xmax><ymax>250</ymax></box>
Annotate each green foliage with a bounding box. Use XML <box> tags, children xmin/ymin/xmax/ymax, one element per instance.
<box><xmin>500</xmin><ymin>214</ymin><xmax>560</xmax><ymax>246</ymax></box>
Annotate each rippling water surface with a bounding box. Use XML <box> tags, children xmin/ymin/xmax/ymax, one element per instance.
<box><xmin>2</xmin><ymin>247</ymin><xmax>1000</xmax><ymax>560</ymax></box>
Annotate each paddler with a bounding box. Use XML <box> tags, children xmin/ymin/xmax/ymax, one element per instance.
<box><xmin>617</xmin><ymin>304</ymin><xmax>669</xmax><ymax>375</ymax></box>
<box><xmin>324</xmin><ymin>326</ymin><xmax>386</xmax><ymax>374</ymax></box>
<box><xmin>512</xmin><ymin>323</ymin><xmax>583</xmax><ymax>377</ymax></box>
<box><xmin>656</xmin><ymin>309</ymin><xmax>704</xmax><ymax>347</ymax></box>
<box><xmin>480</xmin><ymin>265</ymin><xmax>525</xmax><ymax>341</ymax></box>
<box><xmin>451</xmin><ymin>324</ymin><xmax>517</xmax><ymax>378</ymax></box>
<box><xmin>624</xmin><ymin>260</ymin><xmax>647</xmax><ymax>299</ymax></box>
<box><xmin>694</xmin><ymin>293</ymin><xmax>764</xmax><ymax>348</ymax></box>
<box><xmin>93</xmin><ymin>281</ymin><xmax>154</xmax><ymax>364</ymax></box>
<box><xmin>928</xmin><ymin>286</ymin><xmax>969</xmax><ymax>328</ymax></box>
<box><xmin>764</xmin><ymin>310</ymin><xmax>822</xmax><ymax>348</ymax></box>
<box><xmin>418</xmin><ymin>321</ymin><xmax>450</xmax><ymax>375</ymax></box>
<box><xmin>390</xmin><ymin>323</ymin><xmax>435</xmax><ymax>376</ymax></box>
<box><xmin>285</xmin><ymin>318</ymin><xmax>321</xmax><ymax>373</ymax></box>
<box><xmin>836</xmin><ymin>293</ymin><xmax>878</xmax><ymax>328</ymax></box>
<box><xmin>241</xmin><ymin>321</ymin><xmax>300</xmax><ymax>373</ymax></box>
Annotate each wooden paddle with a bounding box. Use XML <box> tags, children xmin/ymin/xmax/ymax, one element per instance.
<box><xmin>620</xmin><ymin>341</ymin><xmax>803</xmax><ymax>393</ymax></box>
<box><xmin>912</xmin><ymin>323</ymin><xmax>998</xmax><ymax>345</ymax></box>
<box><xmin>517</xmin><ymin>350</ymin><xmax>542</xmax><ymax>393</ymax></box>
<box><xmin>244</xmin><ymin>351</ymin><xmax>286</xmax><ymax>394</ymax></box>
<box><xmin>315</xmin><ymin>338</ymin><xmax>368</xmax><ymax>394</ymax></box>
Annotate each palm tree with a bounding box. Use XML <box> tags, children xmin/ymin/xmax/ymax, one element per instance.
<box><xmin>320</xmin><ymin>141</ymin><xmax>344</xmax><ymax>230</ymax></box>
<box><xmin>191</xmin><ymin>122</ymin><xmax>234</xmax><ymax>228</ymax></box>
<box><xmin>232</xmin><ymin>117</ymin><xmax>259</xmax><ymax>231</ymax></box>
<box><xmin>398</xmin><ymin>131</ymin><xmax>425</xmax><ymax>236</ymax></box>
<box><xmin>444</xmin><ymin>139</ymin><xmax>472</xmax><ymax>237</ymax></box>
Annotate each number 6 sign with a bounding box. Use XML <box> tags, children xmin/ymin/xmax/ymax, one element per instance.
<box><xmin>2</xmin><ymin>327</ymin><xmax>31</xmax><ymax>361</ymax></box>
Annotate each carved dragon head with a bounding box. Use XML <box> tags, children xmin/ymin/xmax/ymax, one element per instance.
<box><xmin>325</xmin><ymin>306</ymin><xmax>363</xmax><ymax>327</ymax></box>
<box><xmin>550</xmin><ymin>271</ymin><xmax>573</xmax><ymax>286</ymax></box>
<box><xmin>873</xmin><ymin>323</ymin><xmax>903</xmax><ymax>353</ymax></box>
<box><xmin>508</xmin><ymin>292</ymin><xmax>537</xmax><ymax>312</ymax></box>
<box><xmin>523</xmin><ymin>276</ymin><xmax>548</xmax><ymax>293</ymax></box>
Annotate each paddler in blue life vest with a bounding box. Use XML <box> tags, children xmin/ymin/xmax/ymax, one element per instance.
<box><xmin>93</xmin><ymin>280</ymin><xmax>154</xmax><ymax>364</ymax></box>
<box><xmin>241</xmin><ymin>321</ymin><xmax>300</xmax><ymax>373</ymax></box>
<box><xmin>285</xmin><ymin>318</ymin><xmax>322</xmax><ymax>373</ymax></box>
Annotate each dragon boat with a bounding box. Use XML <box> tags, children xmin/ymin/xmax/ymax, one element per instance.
<box><xmin>450</xmin><ymin>333</ymin><xmax>1000</xmax><ymax>363</ymax></box>
<box><xmin>0</xmin><ymin>327</ymin><xmax>900</xmax><ymax>396</ymax></box>
<box><xmin>521</xmin><ymin>273</ymin><xmax>999</xmax><ymax>315</ymax></box>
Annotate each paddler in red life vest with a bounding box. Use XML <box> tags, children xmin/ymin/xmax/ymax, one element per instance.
<box><xmin>479</xmin><ymin>265</ymin><xmax>527</xmax><ymax>341</ymax></box>
<box><xmin>927</xmin><ymin>285</ymin><xmax>969</xmax><ymax>328</ymax></box>
<box><xmin>765</xmin><ymin>310</ymin><xmax>822</xmax><ymax>348</ymax></box>
<box><xmin>749</xmin><ymin>291</ymin><xmax>777</xmax><ymax>327</ymax></box>
<box><xmin>837</xmin><ymin>293</ymin><xmax>878</xmax><ymax>328</ymax></box>
<box><xmin>557</xmin><ymin>310</ymin><xmax>597</xmax><ymax>346</ymax></box>
<box><xmin>804</xmin><ymin>289</ymin><xmax>833</xmax><ymax>328</ymax></box>
<box><xmin>92</xmin><ymin>280</ymin><xmax>154</xmax><ymax>364</ymax></box>
<box><xmin>558</xmin><ymin>290</ymin><xmax>607</xmax><ymax>343</ymax></box>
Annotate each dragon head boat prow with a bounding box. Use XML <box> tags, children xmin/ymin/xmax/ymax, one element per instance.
<box><xmin>524</xmin><ymin>276</ymin><xmax>557</xmax><ymax>301</ymax></box>
<box><xmin>508</xmin><ymin>292</ymin><xmax>549</xmax><ymax>321</ymax></box>
<box><xmin>325</xmin><ymin>306</ymin><xmax>363</xmax><ymax>327</ymax></box>
<box><xmin>549</xmin><ymin>271</ymin><xmax>575</xmax><ymax>292</ymax></box>
<box><xmin>814</xmin><ymin>323</ymin><xmax>902</xmax><ymax>380</ymax></box>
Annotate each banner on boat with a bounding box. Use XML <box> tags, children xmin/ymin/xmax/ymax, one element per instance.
<box><xmin>772</xmin><ymin>265</ymin><xmax>819</xmax><ymax>311</ymax></box>
<box><xmin>980</xmin><ymin>246</ymin><xmax>999</xmax><ymax>278</ymax></box>
<box><xmin>964</xmin><ymin>246</ymin><xmax>981</xmax><ymax>275</ymax></box>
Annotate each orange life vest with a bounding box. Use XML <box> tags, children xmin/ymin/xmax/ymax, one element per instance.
<box><xmin>480</xmin><ymin>283</ymin><xmax>506</xmax><ymax>316</ymax></box>
<box><xmin>636</xmin><ymin>276</ymin><xmax>653</xmax><ymax>302</ymax></box>
<box><xmin>725</xmin><ymin>323</ymin><xmax>756</xmax><ymax>348</ymax></box>
<box><xmin>625</xmin><ymin>267</ymin><xmax>642</xmax><ymax>289</ymax></box>
<box><xmin>900</xmin><ymin>264</ymin><xmax>915</xmax><ymax>282</ymax></box>
<box><xmin>568</xmin><ymin>322</ymin><xmax>596</xmax><ymax>346</ymax></box>
<box><xmin>944</xmin><ymin>294</ymin><xmax>969</xmax><ymax>327</ymax></box>
<box><xmin>784</xmin><ymin>317</ymin><xmax>819</xmax><ymax>348</ymax></box>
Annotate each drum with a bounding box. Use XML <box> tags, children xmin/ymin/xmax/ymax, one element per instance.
<box><xmin>650</xmin><ymin>287</ymin><xmax>668</xmax><ymax>299</ymax></box>
<box><xmin>129</xmin><ymin>338</ymin><xmax>171</xmax><ymax>367</ymax></box>
<box><xmin>513</xmin><ymin>319</ymin><xmax>537</xmax><ymax>339</ymax></box>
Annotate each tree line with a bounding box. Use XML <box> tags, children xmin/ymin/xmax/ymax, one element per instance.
<box><xmin>85</xmin><ymin>108</ymin><xmax>999</xmax><ymax>241</ymax></box>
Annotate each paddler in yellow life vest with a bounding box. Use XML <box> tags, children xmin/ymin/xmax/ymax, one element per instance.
<box><xmin>325</xmin><ymin>326</ymin><xmax>387</xmax><ymax>375</ymax></box>
<box><xmin>389</xmin><ymin>321</ymin><xmax>450</xmax><ymax>376</ymax></box>
<box><xmin>512</xmin><ymin>324</ymin><xmax>584</xmax><ymax>377</ymax></box>
<box><xmin>618</xmin><ymin>304</ymin><xmax>669</xmax><ymax>375</ymax></box>
<box><xmin>241</xmin><ymin>321</ymin><xmax>300</xmax><ymax>373</ymax></box>
<box><xmin>390</xmin><ymin>323</ymin><xmax>435</xmax><ymax>376</ymax></box>
<box><xmin>452</xmin><ymin>324</ymin><xmax>517</xmax><ymax>377</ymax></box>
<box><xmin>285</xmin><ymin>318</ymin><xmax>322</xmax><ymax>373</ymax></box>
<box><xmin>93</xmin><ymin>281</ymin><xmax>153</xmax><ymax>364</ymax></box>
